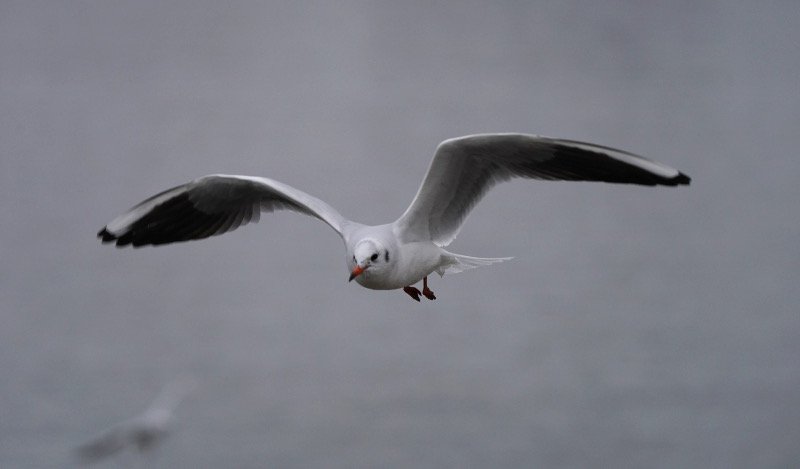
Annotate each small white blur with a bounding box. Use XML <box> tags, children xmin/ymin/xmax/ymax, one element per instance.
<box><xmin>74</xmin><ymin>375</ymin><xmax>197</xmax><ymax>465</ymax></box>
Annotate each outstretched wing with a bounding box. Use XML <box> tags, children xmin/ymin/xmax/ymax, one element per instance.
<box><xmin>75</xmin><ymin>424</ymin><xmax>130</xmax><ymax>463</ymax></box>
<box><xmin>98</xmin><ymin>174</ymin><xmax>349</xmax><ymax>247</ymax></box>
<box><xmin>394</xmin><ymin>133</ymin><xmax>690</xmax><ymax>246</ymax></box>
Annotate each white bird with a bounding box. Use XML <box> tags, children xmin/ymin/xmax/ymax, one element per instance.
<box><xmin>98</xmin><ymin>133</ymin><xmax>690</xmax><ymax>301</ymax></box>
<box><xmin>75</xmin><ymin>376</ymin><xmax>196</xmax><ymax>465</ymax></box>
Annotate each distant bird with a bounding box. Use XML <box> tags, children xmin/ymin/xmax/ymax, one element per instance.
<box><xmin>98</xmin><ymin>133</ymin><xmax>690</xmax><ymax>301</ymax></box>
<box><xmin>75</xmin><ymin>376</ymin><xmax>196</xmax><ymax>465</ymax></box>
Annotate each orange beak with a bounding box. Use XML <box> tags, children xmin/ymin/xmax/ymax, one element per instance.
<box><xmin>348</xmin><ymin>265</ymin><xmax>366</xmax><ymax>282</ymax></box>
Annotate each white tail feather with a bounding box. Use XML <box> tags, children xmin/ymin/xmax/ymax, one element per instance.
<box><xmin>436</xmin><ymin>253</ymin><xmax>513</xmax><ymax>276</ymax></box>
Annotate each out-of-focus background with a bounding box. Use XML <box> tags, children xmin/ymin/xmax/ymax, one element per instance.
<box><xmin>2</xmin><ymin>1</ymin><xmax>798</xmax><ymax>467</ymax></box>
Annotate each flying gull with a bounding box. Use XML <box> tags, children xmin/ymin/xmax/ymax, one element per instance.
<box><xmin>98</xmin><ymin>133</ymin><xmax>690</xmax><ymax>301</ymax></box>
<box><xmin>75</xmin><ymin>376</ymin><xmax>196</xmax><ymax>464</ymax></box>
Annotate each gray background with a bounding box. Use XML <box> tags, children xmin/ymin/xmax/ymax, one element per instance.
<box><xmin>2</xmin><ymin>1</ymin><xmax>798</xmax><ymax>467</ymax></box>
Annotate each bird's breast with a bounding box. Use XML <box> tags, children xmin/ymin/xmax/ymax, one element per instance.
<box><xmin>354</xmin><ymin>242</ymin><xmax>444</xmax><ymax>290</ymax></box>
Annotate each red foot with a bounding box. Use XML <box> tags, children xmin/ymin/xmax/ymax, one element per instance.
<box><xmin>403</xmin><ymin>286</ymin><xmax>421</xmax><ymax>302</ymax></box>
<box><xmin>422</xmin><ymin>276</ymin><xmax>436</xmax><ymax>300</ymax></box>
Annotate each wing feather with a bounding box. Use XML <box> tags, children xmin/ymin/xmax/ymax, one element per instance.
<box><xmin>99</xmin><ymin>174</ymin><xmax>349</xmax><ymax>247</ymax></box>
<box><xmin>394</xmin><ymin>133</ymin><xmax>690</xmax><ymax>246</ymax></box>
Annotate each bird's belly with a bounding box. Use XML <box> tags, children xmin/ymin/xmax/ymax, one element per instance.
<box><xmin>355</xmin><ymin>273</ymin><xmax>402</xmax><ymax>290</ymax></box>
<box><xmin>356</xmin><ymin>243</ymin><xmax>443</xmax><ymax>290</ymax></box>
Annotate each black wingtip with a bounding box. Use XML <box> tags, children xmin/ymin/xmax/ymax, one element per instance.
<box><xmin>97</xmin><ymin>227</ymin><xmax>115</xmax><ymax>243</ymax></box>
<box><xmin>97</xmin><ymin>227</ymin><xmax>132</xmax><ymax>247</ymax></box>
<box><xmin>674</xmin><ymin>172</ymin><xmax>691</xmax><ymax>186</ymax></box>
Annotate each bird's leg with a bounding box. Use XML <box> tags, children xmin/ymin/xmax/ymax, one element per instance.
<box><xmin>403</xmin><ymin>286</ymin><xmax>422</xmax><ymax>302</ymax></box>
<box><xmin>422</xmin><ymin>276</ymin><xmax>436</xmax><ymax>300</ymax></box>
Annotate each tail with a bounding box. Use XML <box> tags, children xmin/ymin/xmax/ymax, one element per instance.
<box><xmin>436</xmin><ymin>252</ymin><xmax>513</xmax><ymax>276</ymax></box>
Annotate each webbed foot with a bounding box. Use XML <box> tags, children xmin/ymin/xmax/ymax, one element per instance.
<box><xmin>422</xmin><ymin>276</ymin><xmax>436</xmax><ymax>300</ymax></box>
<box><xmin>403</xmin><ymin>286</ymin><xmax>421</xmax><ymax>302</ymax></box>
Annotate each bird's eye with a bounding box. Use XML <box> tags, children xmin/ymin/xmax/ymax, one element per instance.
<box><xmin>370</xmin><ymin>253</ymin><xmax>378</xmax><ymax>261</ymax></box>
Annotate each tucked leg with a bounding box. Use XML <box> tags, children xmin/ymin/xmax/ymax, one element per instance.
<box><xmin>403</xmin><ymin>286</ymin><xmax>421</xmax><ymax>302</ymax></box>
<box><xmin>422</xmin><ymin>276</ymin><xmax>436</xmax><ymax>300</ymax></box>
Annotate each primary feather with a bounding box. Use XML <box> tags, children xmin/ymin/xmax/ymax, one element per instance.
<box><xmin>98</xmin><ymin>174</ymin><xmax>348</xmax><ymax>247</ymax></box>
<box><xmin>394</xmin><ymin>133</ymin><xmax>690</xmax><ymax>246</ymax></box>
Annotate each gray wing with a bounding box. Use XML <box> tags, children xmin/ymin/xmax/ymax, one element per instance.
<box><xmin>75</xmin><ymin>424</ymin><xmax>131</xmax><ymax>463</ymax></box>
<box><xmin>394</xmin><ymin>133</ymin><xmax>690</xmax><ymax>246</ymax></box>
<box><xmin>98</xmin><ymin>174</ymin><xmax>349</xmax><ymax>247</ymax></box>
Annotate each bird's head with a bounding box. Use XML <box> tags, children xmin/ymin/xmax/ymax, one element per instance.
<box><xmin>348</xmin><ymin>239</ymin><xmax>391</xmax><ymax>282</ymax></box>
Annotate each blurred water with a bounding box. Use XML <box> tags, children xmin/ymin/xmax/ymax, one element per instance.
<box><xmin>1</xmin><ymin>1</ymin><xmax>799</xmax><ymax>467</ymax></box>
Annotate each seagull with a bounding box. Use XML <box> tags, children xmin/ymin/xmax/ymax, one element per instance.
<box><xmin>75</xmin><ymin>376</ymin><xmax>196</xmax><ymax>465</ymax></box>
<box><xmin>98</xmin><ymin>133</ymin><xmax>690</xmax><ymax>301</ymax></box>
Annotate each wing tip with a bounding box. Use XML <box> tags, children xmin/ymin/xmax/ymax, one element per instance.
<box><xmin>674</xmin><ymin>172</ymin><xmax>691</xmax><ymax>186</ymax></box>
<box><xmin>97</xmin><ymin>227</ymin><xmax>115</xmax><ymax>242</ymax></box>
<box><xmin>97</xmin><ymin>227</ymin><xmax>135</xmax><ymax>248</ymax></box>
